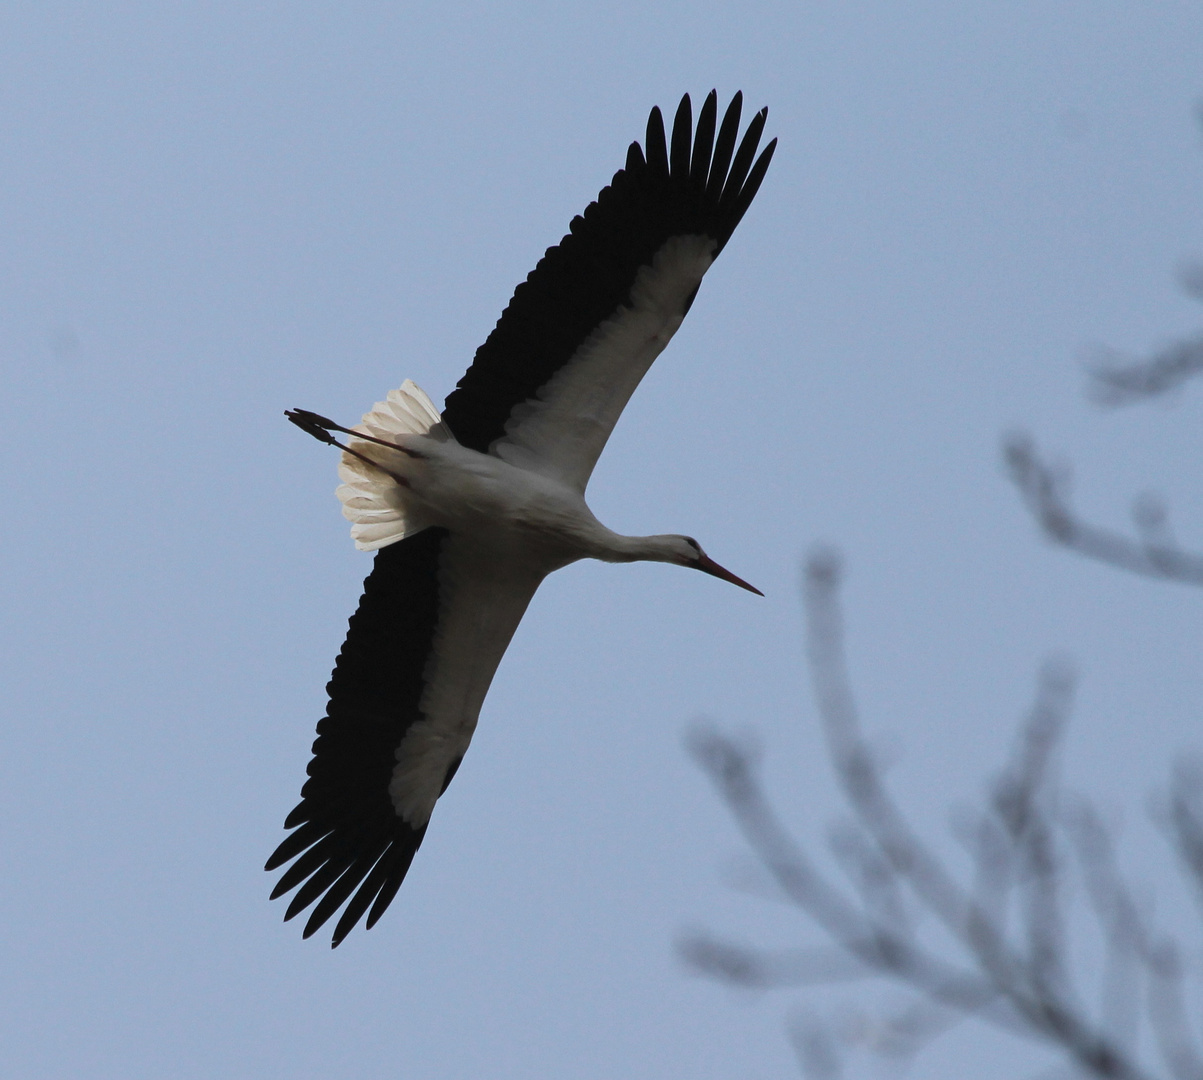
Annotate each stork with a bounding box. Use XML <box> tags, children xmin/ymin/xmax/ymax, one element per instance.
<box><xmin>269</xmin><ymin>91</ymin><xmax>776</xmax><ymax>946</ymax></box>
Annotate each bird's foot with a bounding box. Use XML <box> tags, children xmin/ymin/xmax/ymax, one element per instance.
<box><xmin>286</xmin><ymin>409</ymin><xmax>424</xmax><ymax>458</ymax></box>
<box><xmin>286</xmin><ymin>408</ymin><xmax>414</xmax><ymax>487</ymax></box>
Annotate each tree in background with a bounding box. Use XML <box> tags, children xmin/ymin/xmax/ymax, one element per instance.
<box><xmin>685</xmin><ymin>119</ymin><xmax>1203</xmax><ymax>1080</ymax></box>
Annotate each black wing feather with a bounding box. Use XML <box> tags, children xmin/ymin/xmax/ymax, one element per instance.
<box><xmin>286</xmin><ymin>852</ymin><xmax>358</xmax><ymax>922</ymax></box>
<box><xmin>264</xmin><ymin>818</ymin><xmax>329</xmax><ymax>869</ymax></box>
<box><xmin>690</xmin><ymin>90</ymin><xmax>718</xmax><ymax>190</ymax></box>
<box><xmin>441</xmin><ymin>91</ymin><xmax>776</xmax><ymax>454</ymax></box>
<box><xmin>645</xmin><ymin>105</ymin><xmax>669</xmax><ymax>176</ymax></box>
<box><xmin>330</xmin><ymin>849</ymin><xmax>396</xmax><ymax>945</ymax></box>
<box><xmin>720</xmin><ymin>107</ymin><xmax>769</xmax><ymax>214</ymax></box>
<box><xmin>267</xmin><ymin>528</ymin><xmax>447</xmax><ymax>946</ymax></box>
<box><xmin>706</xmin><ymin>92</ymin><xmax>743</xmax><ymax>203</ymax></box>
<box><xmin>365</xmin><ymin>847</ymin><xmax>415</xmax><ymax>929</ymax></box>
<box><xmin>303</xmin><ymin>855</ymin><xmax>381</xmax><ymax>940</ymax></box>
<box><xmin>669</xmin><ymin>95</ymin><xmax>692</xmax><ymax>184</ymax></box>
<box><xmin>731</xmin><ymin>136</ymin><xmax>777</xmax><ymax>230</ymax></box>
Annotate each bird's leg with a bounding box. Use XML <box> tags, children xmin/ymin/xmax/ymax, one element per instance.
<box><xmin>286</xmin><ymin>409</ymin><xmax>345</xmax><ymax>446</ymax></box>
<box><xmin>285</xmin><ymin>409</ymin><xmax>420</xmax><ymax>487</ymax></box>
<box><xmin>286</xmin><ymin>409</ymin><xmax>425</xmax><ymax>457</ymax></box>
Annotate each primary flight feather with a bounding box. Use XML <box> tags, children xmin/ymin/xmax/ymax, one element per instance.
<box><xmin>269</xmin><ymin>91</ymin><xmax>776</xmax><ymax>947</ymax></box>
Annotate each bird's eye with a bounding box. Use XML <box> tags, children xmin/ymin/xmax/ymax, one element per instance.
<box><xmin>683</xmin><ymin>536</ymin><xmax>701</xmax><ymax>553</ymax></box>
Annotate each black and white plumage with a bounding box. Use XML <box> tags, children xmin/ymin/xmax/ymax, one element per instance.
<box><xmin>269</xmin><ymin>91</ymin><xmax>776</xmax><ymax>947</ymax></box>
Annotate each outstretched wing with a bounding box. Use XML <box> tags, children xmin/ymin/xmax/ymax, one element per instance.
<box><xmin>441</xmin><ymin>90</ymin><xmax>776</xmax><ymax>493</ymax></box>
<box><xmin>267</xmin><ymin>530</ymin><xmax>541</xmax><ymax>947</ymax></box>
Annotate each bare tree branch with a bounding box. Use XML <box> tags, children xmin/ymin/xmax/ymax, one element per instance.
<box><xmin>998</xmin><ymin>660</ymin><xmax>1075</xmax><ymax>1007</ymax></box>
<box><xmin>827</xmin><ymin>818</ymin><xmax>913</xmax><ymax>936</ymax></box>
<box><xmin>1086</xmin><ymin>336</ymin><xmax>1203</xmax><ymax>406</ymax></box>
<box><xmin>1064</xmin><ymin>801</ymin><xmax>1149</xmax><ymax>1059</ymax></box>
<box><xmin>677</xmin><ymin>932</ymin><xmax>869</xmax><ymax>988</ymax></box>
<box><xmin>685</xmin><ymin>553</ymin><xmax>1198</xmax><ymax>1080</ymax></box>
<box><xmin>790</xmin><ymin>1011</ymin><xmax>845</xmax><ymax>1080</ymax></box>
<box><xmin>1085</xmin><ymin>259</ymin><xmax>1203</xmax><ymax>405</ymax></box>
<box><xmin>686</xmin><ymin>722</ymin><xmax>1008</xmax><ymax>1019</ymax></box>
<box><xmin>802</xmin><ymin>552</ymin><xmax>1150</xmax><ymax>1078</ymax></box>
<box><xmin>1177</xmin><ymin>262</ymin><xmax>1203</xmax><ymax>303</ymax></box>
<box><xmin>1003</xmin><ymin>433</ymin><xmax>1203</xmax><ymax>586</ymax></box>
<box><xmin>1156</xmin><ymin>759</ymin><xmax>1203</xmax><ymax>919</ymax></box>
<box><xmin>1145</xmin><ymin>943</ymin><xmax>1203</xmax><ymax>1080</ymax></box>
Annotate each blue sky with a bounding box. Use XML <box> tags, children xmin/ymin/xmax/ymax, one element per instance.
<box><xmin>2</xmin><ymin>3</ymin><xmax>1202</xmax><ymax>1077</ymax></box>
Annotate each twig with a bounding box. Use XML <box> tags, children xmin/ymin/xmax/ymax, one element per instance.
<box><xmin>1087</xmin><ymin>337</ymin><xmax>1203</xmax><ymax>406</ymax></box>
<box><xmin>1004</xmin><ymin>434</ymin><xmax>1203</xmax><ymax>586</ymax></box>
<box><xmin>1085</xmin><ymin>260</ymin><xmax>1203</xmax><ymax>405</ymax></box>
<box><xmin>686</xmin><ymin>724</ymin><xmax>1005</xmax><ymax>1017</ymax></box>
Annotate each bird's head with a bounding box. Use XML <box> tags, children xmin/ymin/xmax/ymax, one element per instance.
<box><xmin>670</xmin><ymin>536</ymin><xmax>763</xmax><ymax>596</ymax></box>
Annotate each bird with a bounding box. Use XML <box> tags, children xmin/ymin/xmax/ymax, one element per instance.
<box><xmin>269</xmin><ymin>90</ymin><xmax>776</xmax><ymax>947</ymax></box>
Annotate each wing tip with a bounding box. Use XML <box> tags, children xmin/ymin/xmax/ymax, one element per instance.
<box><xmin>632</xmin><ymin>92</ymin><xmax>775</xmax><ymax>249</ymax></box>
<box><xmin>439</xmin><ymin>96</ymin><xmax>775</xmax><ymax>453</ymax></box>
<box><xmin>268</xmin><ymin>819</ymin><xmax>426</xmax><ymax>946</ymax></box>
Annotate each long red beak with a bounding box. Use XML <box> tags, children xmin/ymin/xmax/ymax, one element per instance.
<box><xmin>696</xmin><ymin>553</ymin><xmax>764</xmax><ymax>596</ymax></box>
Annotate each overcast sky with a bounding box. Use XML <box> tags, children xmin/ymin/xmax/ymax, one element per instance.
<box><xmin>3</xmin><ymin>3</ymin><xmax>1202</xmax><ymax>1078</ymax></box>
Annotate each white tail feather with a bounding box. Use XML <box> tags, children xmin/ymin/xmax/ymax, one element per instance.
<box><xmin>357</xmin><ymin>380</ymin><xmax>450</xmax><ymax>443</ymax></box>
<box><xmin>335</xmin><ymin>380</ymin><xmax>451</xmax><ymax>551</ymax></box>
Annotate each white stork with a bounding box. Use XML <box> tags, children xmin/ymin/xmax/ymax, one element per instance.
<box><xmin>269</xmin><ymin>91</ymin><xmax>776</xmax><ymax>946</ymax></box>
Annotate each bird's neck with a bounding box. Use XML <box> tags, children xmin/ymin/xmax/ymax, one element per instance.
<box><xmin>596</xmin><ymin>531</ymin><xmax>683</xmax><ymax>565</ymax></box>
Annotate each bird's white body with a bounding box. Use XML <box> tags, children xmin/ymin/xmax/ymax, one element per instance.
<box><xmin>343</xmin><ymin>389</ymin><xmax>695</xmax><ymax>568</ymax></box>
<box><xmin>339</xmin><ymin>385</ymin><xmax>702</xmax><ymax>827</ymax></box>
<box><xmin>356</xmin><ymin>426</ymin><xmax>607</xmax><ymax>566</ymax></box>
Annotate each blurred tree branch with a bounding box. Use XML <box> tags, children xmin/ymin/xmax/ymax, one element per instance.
<box><xmin>1007</xmin><ymin>173</ymin><xmax>1203</xmax><ymax>583</ymax></box>
<box><xmin>687</xmin><ymin>101</ymin><xmax>1203</xmax><ymax>1078</ymax></box>
<box><xmin>1085</xmin><ymin>89</ymin><xmax>1203</xmax><ymax>406</ymax></box>
<box><xmin>1086</xmin><ymin>261</ymin><xmax>1203</xmax><ymax>405</ymax></box>
<box><xmin>1003</xmin><ymin>433</ymin><xmax>1203</xmax><ymax>586</ymax></box>
<box><xmin>685</xmin><ymin>552</ymin><xmax>1202</xmax><ymax>1079</ymax></box>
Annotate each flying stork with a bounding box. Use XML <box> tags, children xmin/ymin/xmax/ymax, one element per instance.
<box><xmin>269</xmin><ymin>91</ymin><xmax>776</xmax><ymax>946</ymax></box>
